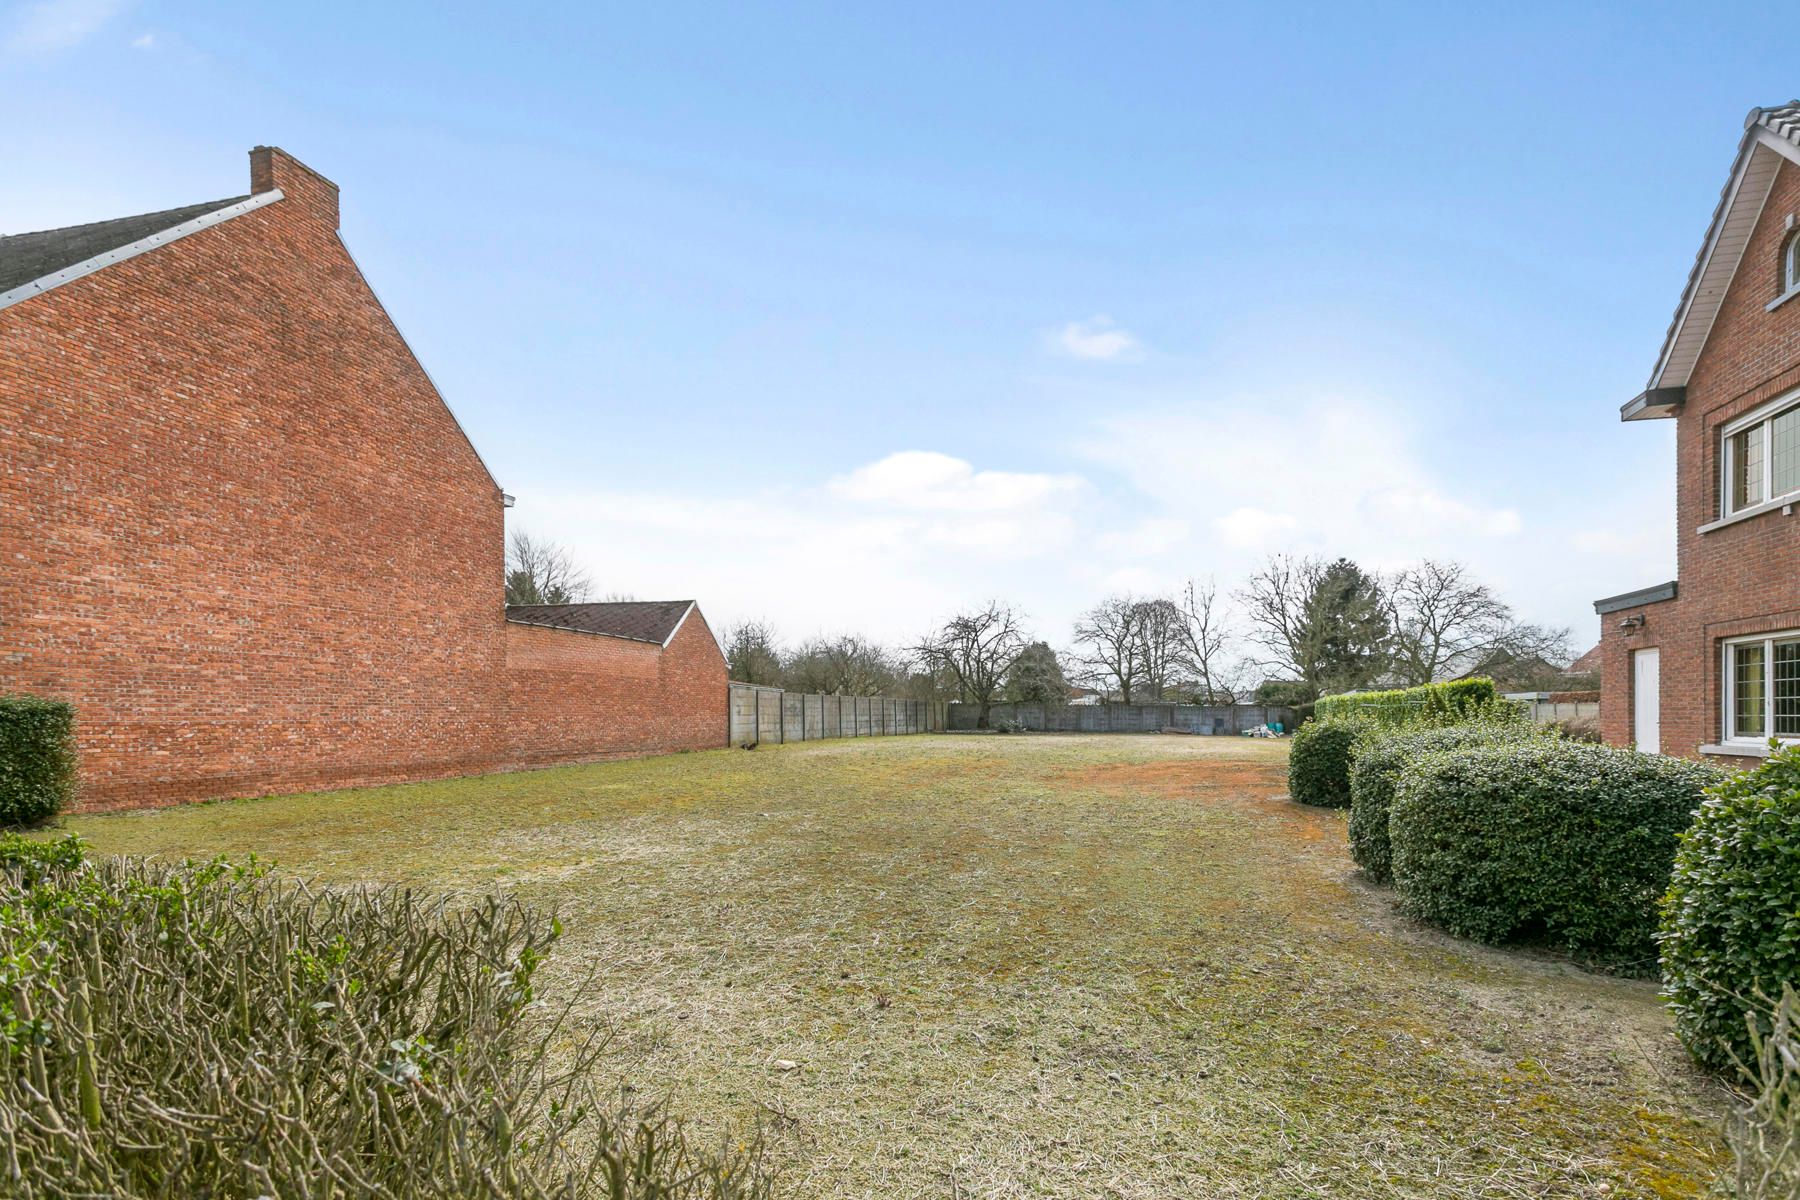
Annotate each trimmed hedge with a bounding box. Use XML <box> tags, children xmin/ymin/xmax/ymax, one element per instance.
<box><xmin>1347</xmin><ymin>721</ymin><xmax>1540</xmax><ymax>883</ymax></box>
<box><xmin>1390</xmin><ymin>740</ymin><xmax>1724</xmax><ymax>968</ymax></box>
<box><xmin>1316</xmin><ymin>678</ymin><xmax>1499</xmax><ymax>727</ymax></box>
<box><xmin>1660</xmin><ymin>745</ymin><xmax>1800</xmax><ymax>1073</ymax></box>
<box><xmin>0</xmin><ymin>834</ymin><xmax>769</xmax><ymax>1197</ymax></box>
<box><xmin>0</xmin><ymin>695</ymin><xmax>76</xmax><ymax>826</ymax></box>
<box><xmin>1289</xmin><ymin>718</ymin><xmax>1363</xmax><ymax>807</ymax></box>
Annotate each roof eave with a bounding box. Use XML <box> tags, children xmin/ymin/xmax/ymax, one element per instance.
<box><xmin>1593</xmin><ymin>581</ymin><xmax>1679</xmax><ymax>615</ymax></box>
<box><xmin>1621</xmin><ymin>387</ymin><xmax>1685</xmax><ymax>421</ymax></box>
<box><xmin>660</xmin><ymin>601</ymin><xmax>698</xmax><ymax>648</ymax></box>
<box><xmin>1648</xmin><ymin>108</ymin><xmax>1800</xmax><ymax>391</ymax></box>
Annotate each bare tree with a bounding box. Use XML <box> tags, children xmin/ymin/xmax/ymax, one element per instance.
<box><xmin>1385</xmin><ymin>559</ymin><xmax>1571</xmax><ymax>687</ymax></box>
<box><xmin>1383</xmin><ymin>559</ymin><xmax>1513</xmax><ymax>686</ymax></box>
<box><xmin>1236</xmin><ymin>555</ymin><xmax>1319</xmax><ymax>696</ymax></box>
<box><xmin>913</xmin><ymin>602</ymin><xmax>1027</xmax><ymax>728</ymax></box>
<box><xmin>723</xmin><ymin>619</ymin><xmax>784</xmax><ymax>686</ymax></box>
<box><xmin>504</xmin><ymin>531</ymin><xmax>593</xmax><ymax>605</ymax></box>
<box><xmin>1130</xmin><ymin>598</ymin><xmax>1187</xmax><ymax>701</ymax></box>
<box><xmin>1236</xmin><ymin>554</ymin><xmax>1389</xmax><ymax>699</ymax></box>
<box><xmin>1071</xmin><ymin>595</ymin><xmax>1142</xmax><ymax>702</ymax></box>
<box><xmin>1177</xmin><ymin>578</ymin><xmax>1243</xmax><ymax>704</ymax></box>
<box><xmin>783</xmin><ymin>635</ymin><xmax>901</xmax><ymax>695</ymax></box>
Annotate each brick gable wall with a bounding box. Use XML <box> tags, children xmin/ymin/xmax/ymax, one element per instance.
<box><xmin>1</xmin><ymin>148</ymin><xmax>727</xmax><ymax>808</ymax></box>
<box><xmin>1599</xmin><ymin>156</ymin><xmax>1800</xmax><ymax>762</ymax></box>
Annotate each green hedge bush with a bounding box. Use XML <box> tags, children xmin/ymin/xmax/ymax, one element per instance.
<box><xmin>0</xmin><ymin>695</ymin><xmax>76</xmax><ymax>826</ymax></box>
<box><xmin>1316</xmin><ymin>678</ymin><xmax>1500</xmax><ymax>727</ymax></box>
<box><xmin>0</xmin><ymin>835</ymin><xmax>768</xmax><ymax>1198</ymax></box>
<box><xmin>1347</xmin><ymin>721</ymin><xmax>1541</xmax><ymax>883</ymax></box>
<box><xmin>1660</xmin><ymin>745</ymin><xmax>1800</xmax><ymax>1073</ymax></box>
<box><xmin>1289</xmin><ymin>718</ymin><xmax>1364</xmax><ymax>807</ymax></box>
<box><xmin>1390</xmin><ymin>740</ymin><xmax>1723</xmax><ymax>968</ymax></box>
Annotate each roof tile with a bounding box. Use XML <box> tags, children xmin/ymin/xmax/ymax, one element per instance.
<box><xmin>0</xmin><ymin>196</ymin><xmax>250</xmax><ymax>295</ymax></box>
<box><xmin>506</xmin><ymin>601</ymin><xmax>695</xmax><ymax>645</ymax></box>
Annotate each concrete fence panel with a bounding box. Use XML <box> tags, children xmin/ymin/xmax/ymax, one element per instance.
<box><xmin>727</xmin><ymin>683</ymin><xmax>946</xmax><ymax>747</ymax></box>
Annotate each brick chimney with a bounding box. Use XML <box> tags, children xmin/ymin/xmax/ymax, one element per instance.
<box><xmin>249</xmin><ymin>146</ymin><xmax>339</xmax><ymax>231</ymax></box>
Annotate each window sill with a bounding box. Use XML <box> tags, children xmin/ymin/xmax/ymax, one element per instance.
<box><xmin>1701</xmin><ymin>741</ymin><xmax>1797</xmax><ymax>759</ymax></box>
<box><xmin>1698</xmin><ymin>493</ymin><xmax>1800</xmax><ymax>534</ymax></box>
<box><xmin>1767</xmin><ymin>286</ymin><xmax>1800</xmax><ymax>313</ymax></box>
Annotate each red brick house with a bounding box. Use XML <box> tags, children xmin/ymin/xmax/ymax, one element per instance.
<box><xmin>1</xmin><ymin>146</ymin><xmax>726</xmax><ymax>809</ymax></box>
<box><xmin>1596</xmin><ymin>103</ymin><xmax>1800</xmax><ymax>764</ymax></box>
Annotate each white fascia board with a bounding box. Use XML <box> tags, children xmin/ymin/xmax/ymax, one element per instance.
<box><xmin>1651</xmin><ymin>129</ymin><xmax>1799</xmax><ymax>390</ymax></box>
<box><xmin>0</xmin><ymin>190</ymin><xmax>284</xmax><ymax>314</ymax></box>
<box><xmin>1650</xmin><ymin>141</ymin><xmax>1771</xmax><ymax>388</ymax></box>
<box><xmin>1754</xmin><ymin>126</ymin><xmax>1800</xmax><ymax>167</ymax></box>
<box><xmin>661</xmin><ymin>601</ymin><xmax>698</xmax><ymax>648</ymax></box>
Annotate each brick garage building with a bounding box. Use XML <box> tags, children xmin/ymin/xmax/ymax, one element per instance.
<box><xmin>1596</xmin><ymin>103</ymin><xmax>1800</xmax><ymax>764</ymax></box>
<box><xmin>1</xmin><ymin>147</ymin><xmax>726</xmax><ymax>808</ymax></box>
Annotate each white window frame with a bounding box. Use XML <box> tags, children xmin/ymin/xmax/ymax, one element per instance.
<box><xmin>1788</xmin><ymin>232</ymin><xmax>1800</xmax><ymax>293</ymax></box>
<box><xmin>1721</xmin><ymin>629</ymin><xmax>1800</xmax><ymax>746</ymax></box>
<box><xmin>1719</xmin><ymin>386</ymin><xmax>1800</xmax><ymax>519</ymax></box>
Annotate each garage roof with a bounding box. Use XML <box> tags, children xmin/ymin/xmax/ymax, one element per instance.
<box><xmin>506</xmin><ymin>601</ymin><xmax>697</xmax><ymax>646</ymax></box>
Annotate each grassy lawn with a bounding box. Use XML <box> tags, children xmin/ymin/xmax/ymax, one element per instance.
<box><xmin>63</xmin><ymin>735</ymin><xmax>1726</xmax><ymax>1198</ymax></box>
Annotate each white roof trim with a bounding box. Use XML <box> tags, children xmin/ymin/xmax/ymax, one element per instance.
<box><xmin>661</xmin><ymin>601</ymin><xmax>698</xmax><ymax>648</ymax></box>
<box><xmin>1651</xmin><ymin>107</ymin><xmax>1800</xmax><ymax>391</ymax></box>
<box><xmin>0</xmin><ymin>190</ymin><xmax>284</xmax><ymax>314</ymax></box>
<box><xmin>1754</xmin><ymin>126</ymin><xmax>1800</xmax><ymax>168</ymax></box>
<box><xmin>1650</xmin><ymin>143</ymin><xmax>1778</xmax><ymax>388</ymax></box>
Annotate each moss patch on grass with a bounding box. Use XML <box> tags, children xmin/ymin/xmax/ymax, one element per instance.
<box><xmin>63</xmin><ymin>735</ymin><xmax>1727</xmax><ymax>1198</ymax></box>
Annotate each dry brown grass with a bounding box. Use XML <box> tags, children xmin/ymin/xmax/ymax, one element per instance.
<box><xmin>63</xmin><ymin>734</ymin><xmax>1730</xmax><ymax>1198</ymax></box>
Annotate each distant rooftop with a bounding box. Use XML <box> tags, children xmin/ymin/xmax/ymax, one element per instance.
<box><xmin>506</xmin><ymin>600</ymin><xmax>695</xmax><ymax>645</ymax></box>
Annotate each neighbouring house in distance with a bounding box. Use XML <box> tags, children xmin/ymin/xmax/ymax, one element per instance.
<box><xmin>1596</xmin><ymin>102</ymin><xmax>1800</xmax><ymax>763</ymax></box>
<box><xmin>1</xmin><ymin>146</ymin><xmax>727</xmax><ymax>809</ymax></box>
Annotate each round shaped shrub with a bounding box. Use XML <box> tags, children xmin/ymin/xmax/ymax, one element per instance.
<box><xmin>1288</xmin><ymin>718</ymin><xmax>1363</xmax><ymax>808</ymax></box>
<box><xmin>1389</xmin><ymin>740</ymin><xmax>1724</xmax><ymax>968</ymax></box>
<box><xmin>1347</xmin><ymin>722</ymin><xmax>1539</xmax><ymax>884</ymax></box>
<box><xmin>1660</xmin><ymin>745</ymin><xmax>1800</xmax><ymax>1072</ymax></box>
<box><xmin>0</xmin><ymin>695</ymin><xmax>76</xmax><ymax>827</ymax></box>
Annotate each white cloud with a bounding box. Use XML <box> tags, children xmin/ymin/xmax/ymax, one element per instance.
<box><xmin>1087</xmin><ymin>395</ymin><xmax>1521</xmax><ymax>556</ymax></box>
<box><xmin>510</xmin><ymin>450</ymin><xmax>1094</xmax><ymax>644</ymax></box>
<box><xmin>4</xmin><ymin>0</ymin><xmax>129</xmax><ymax>55</ymax></box>
<box><xmin>1052</xmin><ymin>315</ymin><xmax>1142</xmax><ymax>362</ymax></box>
<box><xmin>1212</xmin><ymin>506</ymin><xmax>1300</xmax><ymax>548</ymax></box>
<box><xmin>130</xmin><ymin>30</ymin><xmax>153</xmax><ymax>49</ymax></box>
<box><xmin>1362</xmin><ymin>488</ymin><xmax>1522</xmax><ymax>538</ymax></box>
<box><xmin>501</xmin><ymin>394</ymin><xmax>1668</xmax><ymax>655</ymax></box>
<box><xmin>1097</xmin><ymin>517</ymin><xmax>1189</xmax><ymax>557</ymax></box>
<box><xmin>829</xmin><ymin>450</ymin><xmax>1084</xmax><ymax>513</ymax></box>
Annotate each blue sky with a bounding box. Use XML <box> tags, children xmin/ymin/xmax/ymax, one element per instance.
<box><xmin>5</xmin><ymin>1</ymin><xmax>1792</xmax><ymax>654</ymax></box>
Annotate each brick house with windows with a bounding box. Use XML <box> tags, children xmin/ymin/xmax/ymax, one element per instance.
<box><xmin>1</xmin><ymin>146</ymin><xmax>727</xmax><ymax>809</ymax></box>
<box><xmin>1596</xmin><ymin>102</ymin><xmax>1800</xmax><ymax>763</ymax></box>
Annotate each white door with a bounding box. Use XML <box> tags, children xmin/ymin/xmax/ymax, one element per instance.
<box><xmin>1633</xmin><ymin>648</ymin><xmax>1661</xmax><ymax>754</ymax></box>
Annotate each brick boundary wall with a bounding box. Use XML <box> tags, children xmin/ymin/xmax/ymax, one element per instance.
<box><xmin>1</xmin><ymin>147</ymin><xmax>729</xmax><ymax>811</ymax></box>
<box><xmin>507</xmin><ymin>615</ymin><xmax>727</xmax><ymax>769</ymax></box>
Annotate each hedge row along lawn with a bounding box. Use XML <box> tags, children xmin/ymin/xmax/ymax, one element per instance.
<box><xmin>60</xmin><ymin>735</ymin><xmax>1727</xmax><ymax>1199</ymax></box>
<box><xmin>1314</xmin><ymin>678</ymin><xmax>1498</xmax><ymax>726</ymax></box>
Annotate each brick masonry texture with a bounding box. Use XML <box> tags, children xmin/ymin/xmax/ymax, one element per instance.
<box><xmin>1</xmin><ymin>148</ymin><xmax>727</xmax><ymax>809</ymax></box>
<box><xmin>506</xmin><ymin>613</ymin><xmax>726</xmax><ymax>768</ymax></box>
<box><xmin>1599</xmin><ymin>157</ymin><xmax>1800</xmax><ymax>762</ymax></box>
